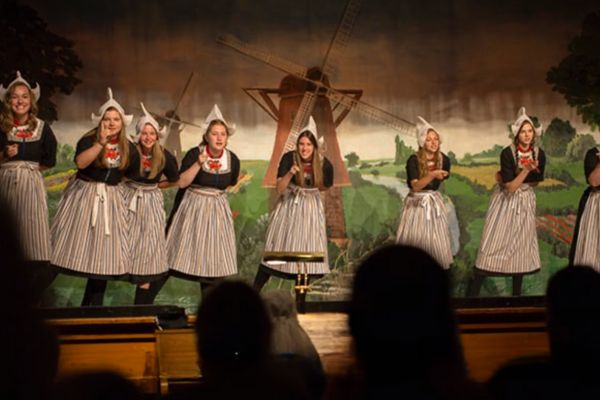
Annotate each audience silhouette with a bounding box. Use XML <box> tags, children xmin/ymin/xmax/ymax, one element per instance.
<box><xmin>263</xmin><ymin>289</ymin><xmax>326</xmax><ymax>400</ymax></box>
<box><xmin>0</xmin><ymin>198</ymin><xmax>59</xmax><ymax>400</ymax></box>
<box><xmin>193</xmin><ymin>280</ymin><xmax>310</xmax><ymax>399</ymax></box>
<box><xmin>328</xmin><ymin>244</ymin><xmax>487</xmax><ymax>399</ymax></box>
<box><xmin>489</xmin><ymin>265</ymin><xmax>600</xmax><ymax>399</ymax></box>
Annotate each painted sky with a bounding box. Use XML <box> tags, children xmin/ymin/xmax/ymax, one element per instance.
<box><xmin>21</xmin><ymin>0</ymin><xmax>600</xmax><ymax>158</ymax></box>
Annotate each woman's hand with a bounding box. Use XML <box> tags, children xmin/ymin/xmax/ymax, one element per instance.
<box><xmin>522</xmin><ymin>159</ymin><xmax>538</xmax><ymax>172</ymax></box>
<box><xmin>98</xmin><ymin>122</ymin><xmax>113</xmax><ymax>146</ymax></box>
<box><xmin>289</xmin><ymin>164</ymin><xmax>300</xmax><ymax>176</ymax></box>
<box><xmin>495</xmin><ymin>171</ymin><xmax>502</xmax><ymax>184</ymax></box>
<box><xmin>197</xmin><ymin>146</ymin><xmax>208</xmax><ymax>166</ymax></box>
<box><xmin>197</xmin><ymin>152</ymin><xmax>208</xmax><ymax>165</ymax></box>
<box><xmin>429</xmin><ymin>169</ymin><xmax>448</xmax><ymax>180</ymax></box>
<box><xmin>5</xmin><ymin>144</ymin><xmax>18</xmax><ymax>158</ymax></box>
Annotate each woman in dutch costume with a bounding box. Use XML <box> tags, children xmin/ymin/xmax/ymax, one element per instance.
<box><xmin>396</xmin><ymin>116</ymin><xmax>453</xmax><ymax>269</ymax></box>
<box><xmin>0</xmin><ymin>71</ymin><xmax>57</xmax><ymax>296</ymax></box>
<box><xmin>253</xmin><ymin>117</ymin><xmax>333</xmax><ymax>308</ymax></box>
<box><xmin>136</xmin><ymin>104</ymin><xmax>239</xmax><ymax>303</ymax></box>
<box><xmin>469</xmin><ymin>107</ymin><xmax>546</xmax><ymax>297</ymax></box>
<box><xmin>51</xmin><ymin>88</ymin><xmax>135</xmax><ymax>306</ymax></box>
<box><xmin>123</xmin><ymin>104</ymin><xmax>179</xmax><ymax>303</ymax></box>
<box><xmin>569</xmin><ymin>147</ymin><xmax>600</xmax><ymax>271</ymax></box>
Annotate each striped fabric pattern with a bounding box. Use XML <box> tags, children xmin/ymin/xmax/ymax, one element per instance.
<box><xmin>122</xmin><ymin>181</ymin><xmax>168</xmax><ymax>278</ymax></box>
<box><xmin>167</xmin><ymin>187</ymin><xmax>237</xmax><ymax>278</ymax></box>
<box><xmin>262</xmin><ymin>186</ymin><xmax>330</xmax><ymax>275</ymax></box>
<box><xmin>476</xmin><ymin>184</ymin><xmax>540</xmax><ymax>274</ymax></box>
<box><xmin>573</xmin><ymin>191</ymin><xmax>600</xmax><ymax>272</ymax></box>
<box><xmin>51</xmin><ymin>179</ymin><xmax>129</xmax><ymax>276</ymax></box>
<box><xmin>0</xmin><ymin>161</ymin><xmax>51</xmax><ymax>261</ymax></box>
<box><xmin>396</xmin><ymin>190</ymin><xmax>453</xmax><ymax>269</ymax></box>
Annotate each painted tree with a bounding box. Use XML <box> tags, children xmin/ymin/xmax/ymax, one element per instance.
<box><xmin>542</xmin><ymin>118</ymin><xmax>577</xmax><ymax>157</ymax></box>
<box><xmin>345</xmin><ymin>152</ymin><xmax>360</xmax><ymax>167</ymax></box>
<box><xmin>447</xmin><ymin>151</ymin><xmax>457</xmax><ymax>165</ymax></box>
<box><xmin>394</xmin><ymin>135</ymin><xmax>413</xmax><ymax>165</ymax></box>
<box><xmin>0</xmin><ymin>1</ymin><xmax>82</xmax><ymax>122</ymax></box>
<box><xmin>566</xmin><ymin>134</ymin><xmax>597</xmax><ymax>162</ymax></box>
<box><xmin>547</xmin><ymin>11</ymin><xmax>600</xmax><ymax>130</ymax></box>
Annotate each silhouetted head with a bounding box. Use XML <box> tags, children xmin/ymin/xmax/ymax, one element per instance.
<box><xmin>195</xmin><ymin>280</ymin><xmax>272</xmax><ymax>380</ymax></box>
<box><xmin>349</xmin><ymin>245</ymin><xmax>464</xmax><ymax>379</ymax></box>
<box><xmin>546</xmin><ymin>265</ymin><xmax>600</xmax><ymax>364</ymax></box>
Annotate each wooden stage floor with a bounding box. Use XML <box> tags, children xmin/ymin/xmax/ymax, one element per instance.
<box><xmin>48</xmin><ymin>304</ymin><xmax>549</xmax><ymax>395</ymax></box>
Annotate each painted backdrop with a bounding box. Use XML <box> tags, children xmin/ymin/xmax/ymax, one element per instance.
<box><xmin>4</xmin><ymin>0</ymin><xmax>600</xmax><ymax>310</ymax></box>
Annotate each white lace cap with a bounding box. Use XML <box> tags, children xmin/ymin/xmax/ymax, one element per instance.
<box><xmin>511</xmin><ymin>107</ymin><xmax>543</xmax><ymax>137</ymax></box>
<box><xmin>0</xmin><ymin>71</ymin><xmax>40</xmax><ymax>102</ymax></box>
<box><xmin>416</xmin><ymin>116</ymin><xmax>442</xmax><ymax>147</ymax></box>
<box><xmin>131</xmin><ymin>102</ymin><xmax>167</xmax><ymax>143</ymax></box>
<box><xmin>91</xmin><ymin>87</ymin><xmax>133</xmax><ymax>127</ymax></box>
<box><xmin>202</xmin><ymin>104</ymin><xmax>236</xmax><ymax>135</ymax></box>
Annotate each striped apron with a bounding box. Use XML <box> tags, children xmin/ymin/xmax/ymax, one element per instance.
<box><xmin>476</xmin><ymin>184</ymin><xmax>540</xmax><ymax>274</ymax></box>
<box><xmin>261</xmin><ymin>185</ymin><xmax>330</xmax><ymax>276</ymax></box>
<box><xmin>166</xmin><ymin>186</ymin><xmax>237</xmax><ymax>278</ymax></box>
<box><xmin>573</xmin><ymin>189</ymin><xmax>600</xmax><ymax>272</ymax></box>
<box><xmin>0</xmin><ymin>161</ymin><xmax>51</xmax><ymax>261</ymax></box>
<box><xmin>122</xmin><ymin>181</ymin><xmax>168</xmax><ymax>281</ymax></box>
<box><xmin>396</xmin><ymin>190</ymin><xmax>453</xmax><ymax>269</ymax></box>
<box><xmin>50</xmin><ymin>178</ymin><xmax>129</xmax><ymax>277</ymax></box>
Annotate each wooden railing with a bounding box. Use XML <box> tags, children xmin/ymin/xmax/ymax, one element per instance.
<box><xmin>48</xmin><ymin>305</ymin><xmax>550</xmax><ymax>395</ymax></box>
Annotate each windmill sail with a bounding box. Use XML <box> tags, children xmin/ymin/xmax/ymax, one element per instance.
<box><xmin>283</xmin><ymin>91</ymin><xmax>317</xmax><ymax>152</ymax></box>
<box><xmin>326</xmin><ymin>89</ymin><xmax>416</xmax><ymax>135</ymax></box>
<box><xmin>217</xmin><ymin>33</ymin><xmax>415</xmax><ymax>138</ymax></box>
<box><xmin>217</xmin><ymin>34</ymin><xmax>307</xmax><ymax>78</ymax></box>
<box><xmin>320</xmin><ymin>0</ymin><xmax>362</xmax><ymax>79</ymax></box>
<box><xmin>162</xmin><ymin>71</ymin><xmax>194</xmax><ymax>145</ymax></box>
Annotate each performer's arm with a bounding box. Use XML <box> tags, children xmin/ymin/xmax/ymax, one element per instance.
<box><xmin>178</xmin><ymin>148</ymin><xmax>206</xmax><ymax>188</ymax></box>
<box><xmin>504</xmin><ymin>164</ymin><xmax>537</xmax><ymax>193</ymax></box>
<box><xmin>76</xmin><ymin>127</ymin><xmax>111</xmax><ymax>169</ymax></box>
<box><xmin>499</xmin><ymin>148</ymin><xmax>536</xmax><ymax>193</ymax></box>
<box><xmin>276</xmin><ymin>163</ymin><xmax>300</xmax><ymax>195</ymax></box>
<box><xmin>411</xmin><ymin>170</ymin><xmax>448</xmax><ymax>192</ymax></box>
<box><xmin>159</xmin><ymin>150</ymin><xmax>181</xmax><ymax>189</ymax></box>
<box><xmin>158</xmin><ymin>180</ymin><xmax>177</xmax><ymax>189</ymax></box>
<box><xmin>40</xmin><ymin>124</ymin><xmax>57</xmax><ymax>171</ymax></box>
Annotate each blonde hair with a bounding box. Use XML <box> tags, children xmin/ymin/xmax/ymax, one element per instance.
<box><xmin>83</xmin><ymin>107</ymin><xmax>130</xmax><ymax>170</ymax></box>
<box><xmin>137</xmin><ymin>142</ymin><xmax>165</xmax><ymax>180</ymax></box>
<box><xmin>417</xmin><ymin>130</ymin><xmax>441</xmax><ymax>178</ymax></box>
<box><xmin>0</xmin><ymin>83</ymin><xmax>39</xmax><ymax>133</ymax></box>
<box><xmin>293</xmin><ymin>131</ymin><xmax>323</xmax><ymax>188</ymax></box>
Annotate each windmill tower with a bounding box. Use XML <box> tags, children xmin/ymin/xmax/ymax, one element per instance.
<box><xmin>218</xmin><ymin>0</ymin><xmax>416</xmax><ymax>240</ymax></box>
<box><xmin>243</xmin><ymin>68</ymin><xmax>362</xmax><ymax>239</ymax></box>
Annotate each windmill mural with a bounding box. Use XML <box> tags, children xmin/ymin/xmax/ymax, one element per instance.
<box><xmin>218</xmin><ymin>0</ymin><xmax>416</xmax><ymax>239</ymax></box>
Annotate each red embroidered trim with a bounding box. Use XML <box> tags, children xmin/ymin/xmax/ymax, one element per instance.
<box><xmin>206</xmin><ymin>146</ymin><xmax>224</xmax><ymax>159</ymax></box>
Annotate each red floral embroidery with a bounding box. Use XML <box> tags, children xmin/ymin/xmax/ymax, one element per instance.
<box><xmin>105</xmin><ymin>148</ymin><xmax>119</xmax><ymax>160</ymax></box>
<box><xmin>142</xmin><ymin>156</ymin><xmax>152</xmax><ymax>170</ymax></box>
<box><xmin>15</xmin><ymin>130</ymin><xmax>33</xmax><ymax>139</ymax></box>
<box><xmin>519</xmin><ymin>157</ymin><xmax>534</xmax><ymax>167</ymax></box>
<box><xmin>207</xmin><ymin>159</ymin><xmax>222</xmax><ymax>171</ymax></box>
